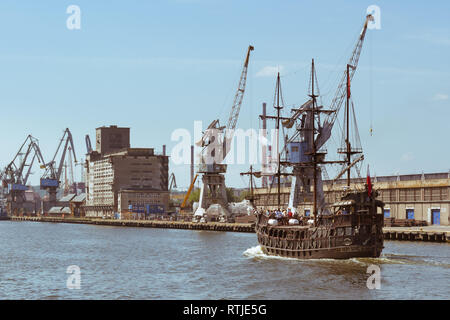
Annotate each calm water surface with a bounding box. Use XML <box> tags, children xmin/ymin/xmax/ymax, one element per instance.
<box><xmin>0</xmin><ymin>221</ymin><xmax>449</xmax><ymax>299</ymax></box>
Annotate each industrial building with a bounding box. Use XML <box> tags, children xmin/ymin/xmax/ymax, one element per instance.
<box><xmin>84</xmin><ymin>125</ymin><xmax>169</xmax><ymax>218</ymax></box>
<box><xmin>253</xmin><ymin>172</ymin><xmax>450</xmax><ymax>226</ymax></box>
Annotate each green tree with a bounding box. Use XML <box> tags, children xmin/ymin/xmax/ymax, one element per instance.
<box><xmin>188</xmin><ymin>188</ymin><xmax>201</xmax><ymax>204</ymax></box>
<box><xmin>238</xmin><ymin>190</ymin><xmax>251</xmax><ymax>202</ymax></box>
<box><xmin>226</xmin><ymin>188</ymin><xmax>238</xmax><ymax>202</ymax></box>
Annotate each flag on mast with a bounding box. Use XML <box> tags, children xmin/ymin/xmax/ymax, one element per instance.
<box><xmin>347</xmin><ymin>65</ymin><xmax>351</xmax><ymax>98</ymax></box>
<box><xmin>347</xmin><ymin>74</ymin><xmax>351</xmax><ymax>98</ymax></box>
<box><xmin>367</xmin><ymin>164</ymin><xmax>372</xmax><ymax>197</ymax></box>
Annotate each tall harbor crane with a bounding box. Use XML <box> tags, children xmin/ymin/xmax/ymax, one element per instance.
<box><xmin>194</xmin><ymin>45</ymin><xmax>254</xmax><ymax>220</ymax></box>
<box><xmin>40</xmin><ymin>128</ymin><xmax>77</xmax><ymax>207</ymax></box>
<box><xmin>314</xmin><ymin>14</ymin><xmax>373</xmax><ymax>150</ymax></box>
<box><xmin>283</xmin><ymin>14</ymin><xmax>373</xmax><ymax>214</ymax></box>
<box><xmin>1</xmin><ymin>135</ymin><xmax>46</xmax><ymax>215</ymax></box>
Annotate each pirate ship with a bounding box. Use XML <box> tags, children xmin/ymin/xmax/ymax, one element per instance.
<box><xmin>249</xmin><ymin>14</ymin><xmax>384</xmax><ymax>259</ymax></box>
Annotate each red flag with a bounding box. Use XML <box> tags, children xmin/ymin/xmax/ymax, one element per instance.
<box><xmin>367</xmin><ymin>165</ymin><xmax>372</xmax><ymax>197</ymax></box>
<box><xmin>347</xmin><ymin>74</ymin><xmax>351</xmax><ymax>98</ymax></box>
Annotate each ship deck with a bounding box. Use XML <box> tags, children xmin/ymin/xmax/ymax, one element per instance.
<box><xmin>265</xmin><ymin>225</ymin><xmax>311</xmax><ymax>230</ymax></box>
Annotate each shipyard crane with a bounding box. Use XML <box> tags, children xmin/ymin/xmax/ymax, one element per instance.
<box><xmin>197</xmin><ymin>45</ymin><xmax>254</xmax><ymax>162</ymax></box>
<box><xmin>1</xmin><ymin>135</ymin><xmax>46</xmax><ymax>215</ymax></box>
<box><xmin>40</xmin><ymin>128</ymin><xmax>77</xmax><ymax>207</ymax></box>
<box><xmin>194</xmin><ymin>45</ymin><xmax>254</xmax><ymax>220</ymax></box>
<box><xmin>315</xmin><ymin>14</ymin><xmax>374</xmax><ymax>150</ymax></box>
<box><xmin>284</xmin><ymin>14</ymin><xmax>373</xmax><ymax>148</ymax></box>
<box><xmin>281</xmin><ymin>14</ymin><xmax>373</xmax><ymax>214</ymax></box>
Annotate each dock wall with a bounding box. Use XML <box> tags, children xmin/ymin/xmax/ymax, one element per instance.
<box><xmin>8</xmin><ymin>216</ymin><xmax>255</xmax><ymax>233</ymax></box>
<box><xmin>6</xmin><ymin>216</ymin><xmax>450</xmax><ymax>242</ymax></box>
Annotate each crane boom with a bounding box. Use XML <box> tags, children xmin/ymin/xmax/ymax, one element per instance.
<box><xmin>226</xmin><ymin>45</ymin><xmax>254</xmax><ymax>131</ymax></box>
<box><xmin>315</xmin><ymin>14</ymin><xmax>373</xmax><ymax>150</ymax></box>
<box><xmin>198</xmin><ymin>46</ymin><xmax>254</xmax><ymax>169</ymax></box>
<box><xmin>181</xmin><ymin>173</ymin><xmax>198</xmax><ymax>209</ymax></box>
<box><xmin>42</xmin><ymin>128</ymin><xmax>78</xmax><ymax>183</ymax></box>
<box><xmin>85</xmin><ymin>134</ymin><xmax>93</xmax><ymax>153</ymax></box>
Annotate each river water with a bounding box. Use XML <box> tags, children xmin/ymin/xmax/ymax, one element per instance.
<box><xmin>0</xmin><ymin>221</ymin><xmax>448</xmax><ymax>300</ymax></box>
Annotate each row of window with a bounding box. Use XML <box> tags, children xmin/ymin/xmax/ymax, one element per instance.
<box><xmin>123</xmin><ymin>193</ymin><xmax>164</xmax><ymax>199</ymax></box>
<box><xmin>378</xmin><ymin>187</ymin><xmax>449</xmax><ymax>202</ymax></box>
<box><xmin>383</xmin><ymin>208</ymin><xmax>441</xmax><ymax>224</ymax></box>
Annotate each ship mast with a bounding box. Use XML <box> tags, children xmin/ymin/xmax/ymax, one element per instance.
<box><xmin>240</xmin><ymin>165</ymin><xmax>261</xmax><ymax>207</ymax></box>
<box><xmin>307</xmin><ymin>59</ymin><xmax>337</xmax><ymax>222</ymax></box>
<box><xmin>338</xmin><ymin>63</ymin><xmax>362</xmax><ymax>188</ymax></box>
<box><xmin>275</xmin><ymin>73</ymin><xmax>282</xmax><ymax>210</ymax></box>
<box><xmin>309</xmin><ymin>60</ymin><xmax>318</xmax><ymax>222</ymax></box>
<box><xmin>258</xmin><ymin>72</ymin><xmax>294</xmax><ymax>211</ymax></box>
<box><xmin>346</xmin><ymin>64</ymin><xmax>351</xmax><ymax>186</ymax></box>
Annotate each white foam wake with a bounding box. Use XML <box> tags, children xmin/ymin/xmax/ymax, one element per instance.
<box><xmin>243</xmin><ymin>245</ymin><xmax>266</xmax><ymax>258</ymax></box>
<box><xmin>242</xmin><ymin>245</ymin><xmax>298</xmax><ymax>261</ymax></box>
<box><xmin>242</xmin><ymin>246</ymin><xmax>395</xmax><ymax>264</ymax></box>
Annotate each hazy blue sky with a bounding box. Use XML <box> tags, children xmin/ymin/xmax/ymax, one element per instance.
<box><xmin>0</xmin><ymin>0</ymin><xmax>449</xmax><ymax>189</ymax></box>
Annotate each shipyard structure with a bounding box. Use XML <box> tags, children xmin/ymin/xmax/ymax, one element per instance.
<box><xmin>84</xmin><ymin>125</ymin><xmax>169</xmax><ymax>218</ymax></box>
<box><xmin>253</xmin><ymin>172</ymin><xmax>450</xmax><ymax>226</ymax></box>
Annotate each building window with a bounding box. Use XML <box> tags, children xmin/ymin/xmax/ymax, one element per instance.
<box><xmin>389</xmin><ymin>189</ymin><xmax>397</xmax><ymax>202</ymax></box>
<box><xmin>383</xmin><ymin>209</ymin><xmax>390</xmax><ymax>218</ymax></box>
<box><xmin>406</xmin><ymin>209</ymin><xmax>414</xmax><ymax>220</ymax></box>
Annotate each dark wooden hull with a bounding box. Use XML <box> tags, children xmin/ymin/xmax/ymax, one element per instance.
<box><xmin>259</xmin><ymin>244</ymin><xmax>382</xmax><ymax>260</ymax></box>
<box><xmin>255</xmin><ymin>213</ymin><xmax>384</xmax><ymax>260</ymax></box>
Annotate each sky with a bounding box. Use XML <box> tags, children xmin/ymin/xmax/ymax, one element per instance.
<box><xmin>0</xmin><ymin>0</ymin><xmax>449</xmax><ymax>190</ymax></box>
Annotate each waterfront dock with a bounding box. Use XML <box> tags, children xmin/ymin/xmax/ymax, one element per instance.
<box><xmin>8</xmin><ymin>216</ymin><xmax>255</xmax><ymax>233</ymax></box>
<box><xmin>383</xmin><ymin>226</ymin><xmax>450</xmax><ymax>243</ymax></box>
<box><xmin>5</xmin><ymin>216</ymin><xmax>450</xmax><ymax>242</ymax></box>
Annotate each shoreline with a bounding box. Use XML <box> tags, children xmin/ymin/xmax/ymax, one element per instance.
<box><xmin>3</xmin><ymin>216</ymin><xmax>450</xmax><ymax>242</ymax></box>
<box><xmin>6</xmin><ymin>216</ymin><xmax>255</xmax><ymax>233</ymax></box>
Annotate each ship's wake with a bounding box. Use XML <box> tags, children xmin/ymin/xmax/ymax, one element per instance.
<box><xmin>243</xmin><ymin>245</ymin><xmax>297</xmax><ymax>261</ymax></box>
<box><xmin>242</xmin><ymin>246</ymin><xmax>439</xmax><ymax>266</ymax></box>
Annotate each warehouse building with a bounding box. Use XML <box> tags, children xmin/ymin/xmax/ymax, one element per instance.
<box><xmin>253</xmin><ymin>172</ymin><xmax>450</xmax><ymax>225</ymax></box>
<box><xmin>84</xmin><ymin>125</ymin><xmax>169</xmax><ymax>218</ymax></box>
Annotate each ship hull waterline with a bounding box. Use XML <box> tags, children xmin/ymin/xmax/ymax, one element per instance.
<box><xmin>258</xmin><ymin>243</ymin><xmax>382</xmax><ymax>260</ymax></box>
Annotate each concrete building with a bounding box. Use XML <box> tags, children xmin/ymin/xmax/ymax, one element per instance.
<box><xmin>70</xmin><ymin>193</ymin><xmax>86</xmax><ymax>217</ymax></box>
<box><xmin>84</xmin><ymin>125</ymin><xmax>169</xmax><ymax>218</ymax></box>
<box><xmin>253</xmin><ymin>172</ymin><xmax>450</xmax><ymax>226</ymax></box>
<box><xmin>95</xmin><ymin>125</ymin><xmax>130</xmax><ymax>155</ymax></box>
